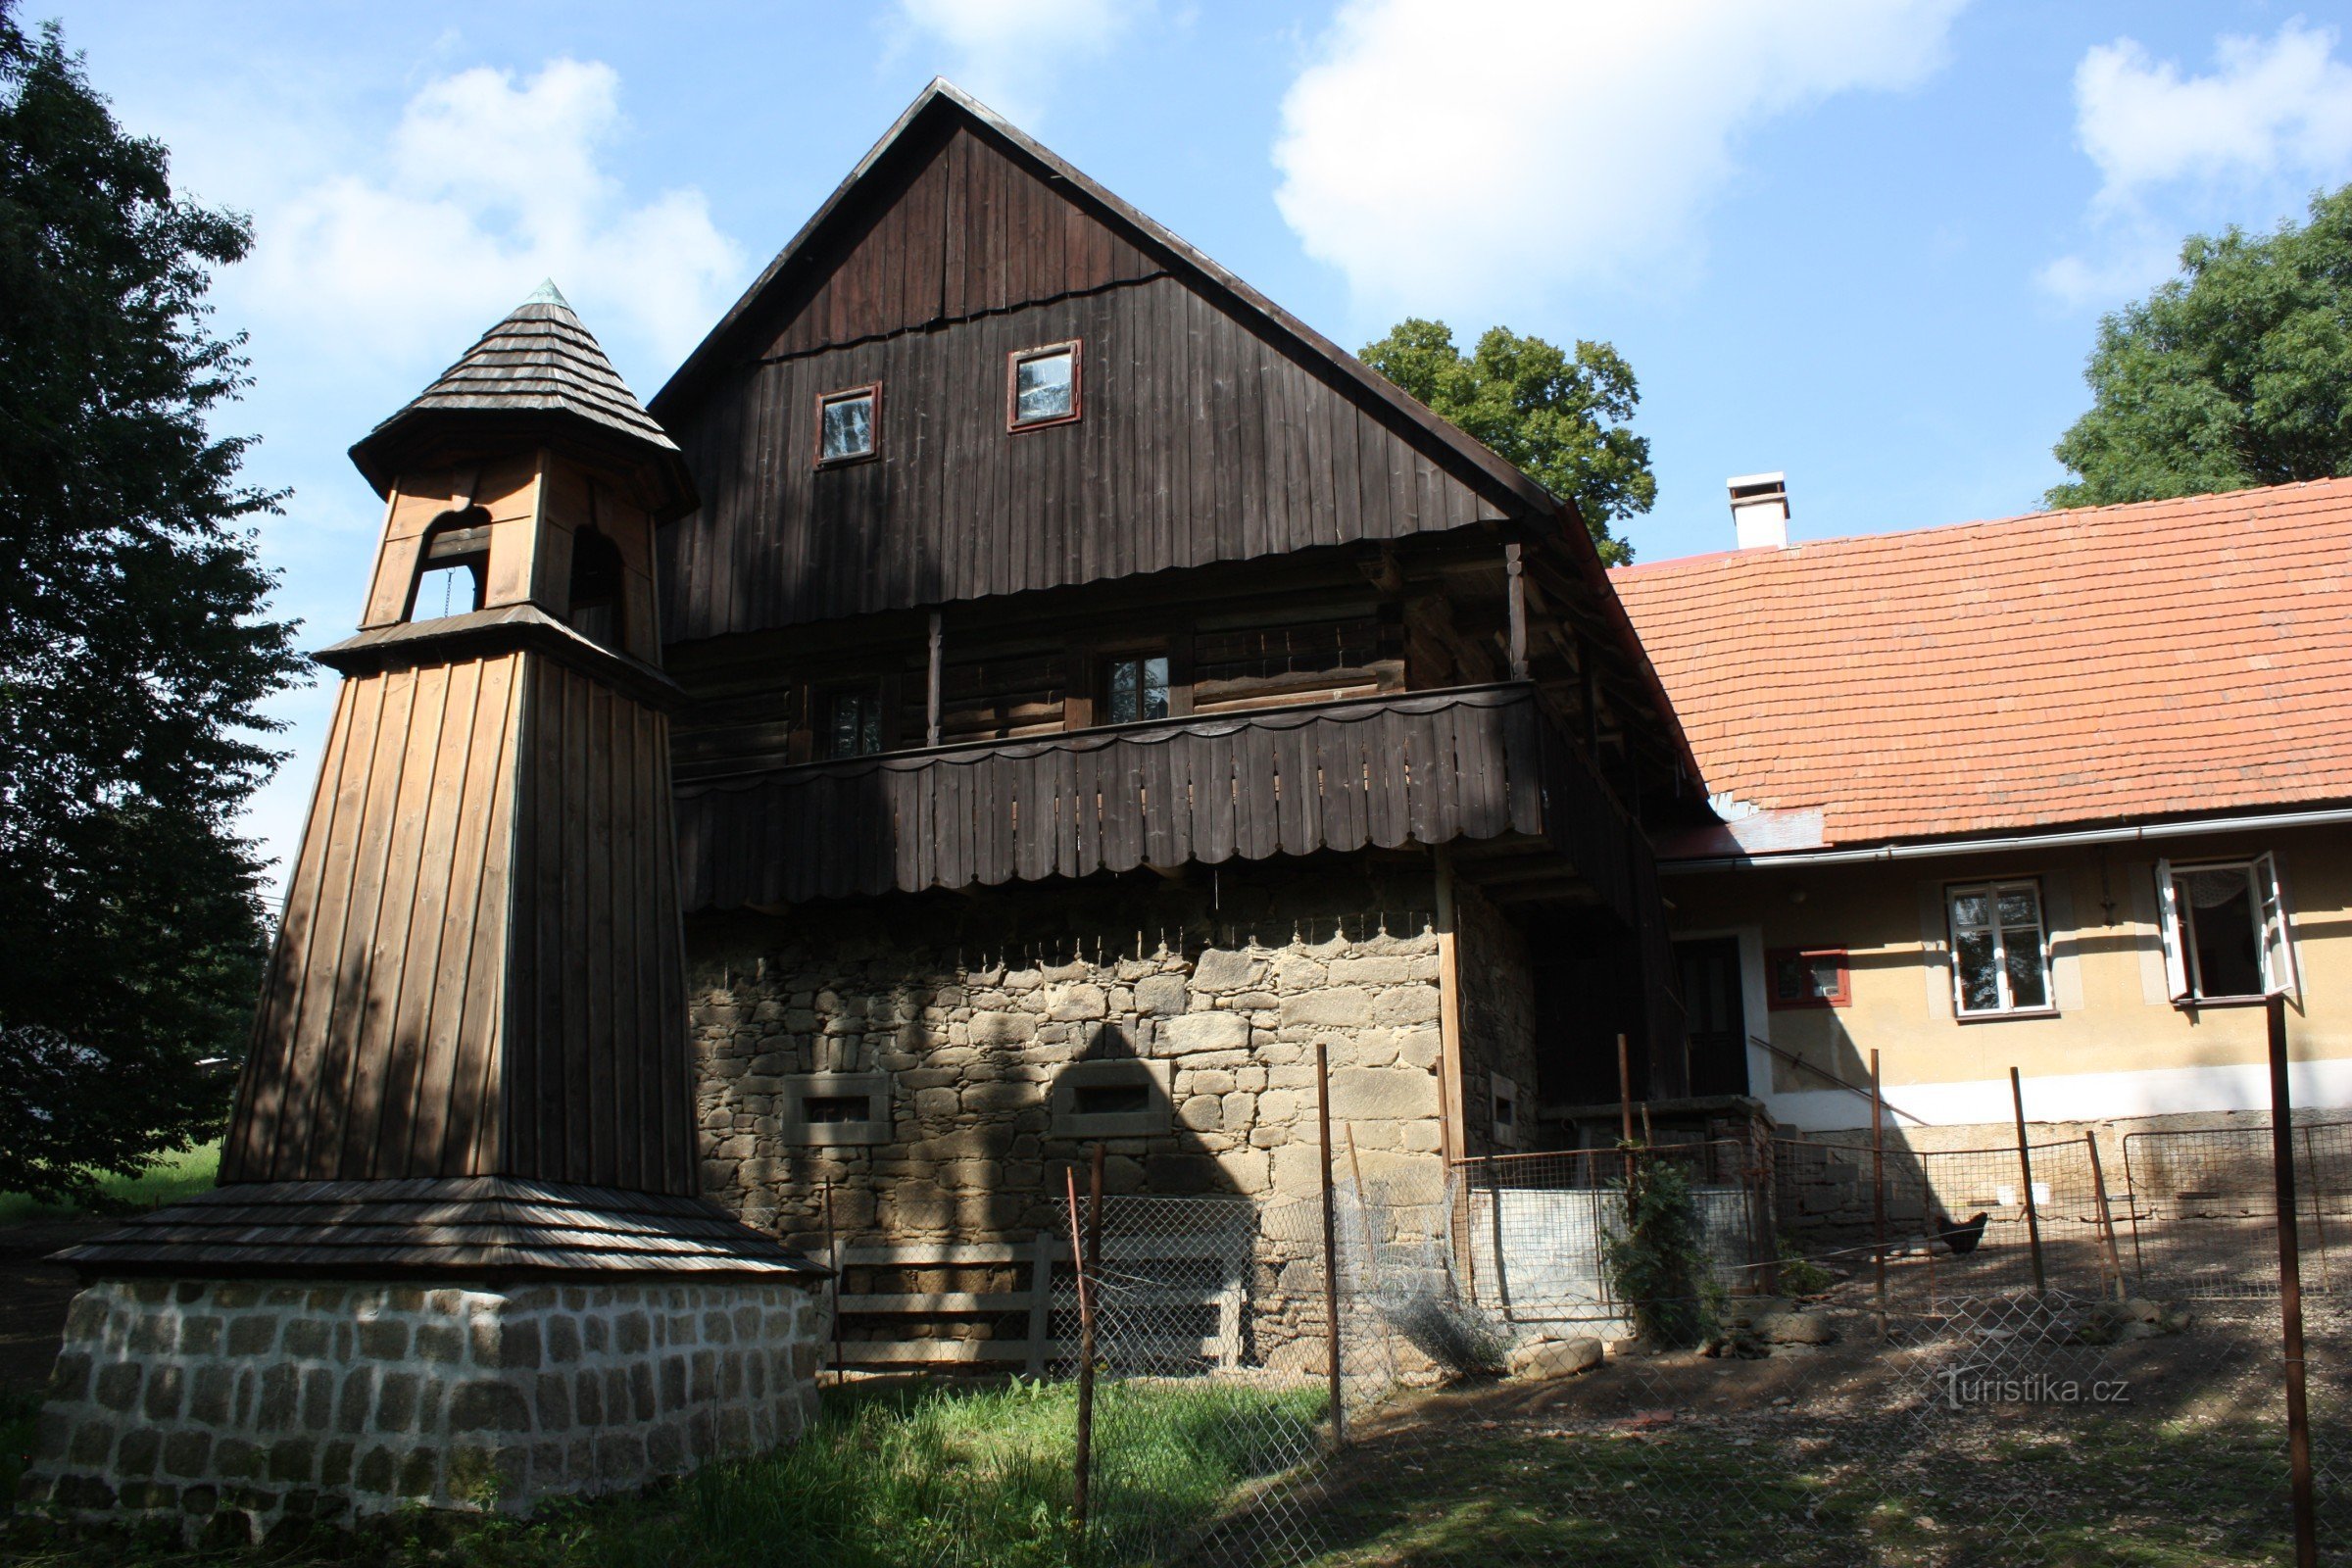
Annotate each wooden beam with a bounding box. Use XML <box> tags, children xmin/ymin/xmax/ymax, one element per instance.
<box><xmin>1504</xmin><ymin>542</ymin><xmax>1528</xmax><ymax>680</ymax></box>
<box><xmin>926</xmin><ymin>611</ymin><xmax>944</xmax><ymax>748</ymax></box>
<box><xmin>1433</xmin><ymin>846</ymin><xmax>1467</xmax><ymax>1168</ymax></box>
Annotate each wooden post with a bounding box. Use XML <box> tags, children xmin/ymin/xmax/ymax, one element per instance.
<box><xmin>2010</xmin><ymin>1067</ymin><xmax>2046</xmax><ymax>1298</ymax></box>
<box><xmin>2083</xmin><ymin>1132</ymin><xmax>2126</xmax><ymax>1302</ymax></box>
<box><xmin>1871</xmin><ymin>1050</ymin><xmax>1887</xmax><ymax>1340</ymax></box>
<box><xmin>1066</xmin><ymin>1163</ymin><xmax>1097</xmax><ymax>1544</ymax></box>
<box><xmin>925</xmin><ymin>611</ymin><xmax>944</xmax><ymax>749</ymax></box>
<box><xmin>2269</xmin><ymin>994</ymin><xmax>2319</xmax><ymax>1568</ymax></box>
<box><xmin>1488</xmin><ymin>1154</ymin><xmax>1512</xmax><ymax>1319</ymax></box>
<box><xmin>1616</xmin><ymin>1032</ymin><xmax>1635</xmax><ymax>1147</ymax></box>
<box><xmin>1317</xmin><ymin>1042</ymin><xmax>1346</xmax><ymax>1449</ymax></box>
<box><xmin>1503</xmin><ymin>541</ymin><xmax>1528</xmax><ymax>681</ymax></box>
<box><xmin>822</xmin><ymin>1179</ymin><xmax>843</xmax><ymax>1381</ymax></box>
<box><xmin>1025</xmin><ymin>1230</ymin><xmax>1054</xmax><ymax>1376</ymax></box>
<box><xmin>1432</xmin><ymin>850</ymin><xmax>1467</xmax><ymax>1168</ymax></box>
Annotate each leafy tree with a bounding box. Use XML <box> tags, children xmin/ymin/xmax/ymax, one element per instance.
<box><xmin>2050</xmin><ymin>185</ymin><xmax>2352</xmax><ymax>507</ymax></box>
<box><xmin>0</xmin><ymin>4</ymin><xmax>302</xmax><ymax>1203</ymax></box>
<box><xmin>1361</xmin><ymin>318</ymin><xmax>1655</xmax><ymax>564</ymax></box>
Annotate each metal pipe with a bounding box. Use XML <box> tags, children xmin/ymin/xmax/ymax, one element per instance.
<box><xmin>1317</xmin><ymin>1042</ymin><xmax>1346</xmax><ymax>1449</ymax></box>
<box><xmin>822</xmin><ymin>1178</ymin><xmax>843</xmax><ymax>1381</ymax></box>
<box><xmin>1066</xmin><ymin>1163</ymin><xmax>1096</xmax><ymax>1543</ymax></box>
<box><xmin>2011</xmin><ymin>1067</ymin><xmax>2046</xmax><ymax>1298</ymax></box>
<box><xmin>1871</xmin><ymin>1050</ymin><xmax>1887</xmax><ymax>1340</ymax></box>
<box><xmin>1660</xmin><ymin>804</ymin><xmax>2352</xmax><ymax>874</ymax></box>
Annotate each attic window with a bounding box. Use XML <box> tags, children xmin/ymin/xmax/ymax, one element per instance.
<box><xmin>566</xmin><ymin>525</ymin><xmax>625</xmax><ymax>651</ymax></box>
<box><xmin>1008</xmin><ymin>342</ymin><xmax>1080</xmax><ymax>429</ymax></box>
<box><xmin>817</xmin><ymin>384</ymin><xmax>879</xmax><ymax>465</ymax></box>
<box><xmin>1103</xmin><ymin>654</ymin><xmax>1169</xmax><ymax>724</ymax></box>
<box><xmin>407</xmin><ymin>510</ymin><xmax>490</xmax><ymax>622</ymax></box>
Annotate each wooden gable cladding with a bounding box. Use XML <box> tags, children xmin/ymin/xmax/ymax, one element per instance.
<box><xmin>662</xmin><ymin>274</ymin><xmax>1494</xmax><ymax>640</ymax></box>
<box><xmin>764</xmin><ymin>122</ymin><xmax>1163</xmax><ymax>358</ymax></box>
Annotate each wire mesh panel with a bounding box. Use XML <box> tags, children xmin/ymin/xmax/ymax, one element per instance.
<box><xmin>2122</xmin><ymin>1122</ymin><xmax>2352</xmax><ymax>1298</ymax></box>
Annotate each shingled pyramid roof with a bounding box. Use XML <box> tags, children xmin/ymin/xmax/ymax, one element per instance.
<box><xmin>350</xmin><ymin>282</ymin><xmax>693</xmax><ymax>515</ymax></box>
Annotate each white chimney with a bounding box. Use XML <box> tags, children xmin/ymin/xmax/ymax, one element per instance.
<box><xmin>1728</xmin><ymin>471</ymin><xmax>1789</xmax><ymax>550</ymax></box>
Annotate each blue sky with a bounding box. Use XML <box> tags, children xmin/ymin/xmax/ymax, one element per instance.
<box><xmin>36</xmin><ymin>0</ymin><xmax>2352</xmax><ymax>893</ymax></box>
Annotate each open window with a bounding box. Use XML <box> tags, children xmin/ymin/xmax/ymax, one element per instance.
<box><xmin>1947</xmin><ymin>879</ymin><xmax>2053</xmax><ymax>1017</ymax></box>
<box><xmin>2155</xmin><ymin>855</ymin><xmax>2298</xmax><ymax>1003</ymax></box>
<box><xmin>566</xmin><ymin>525</ymin><xmax>625</xmax><ymax>651</ymax></box>
<box><xmin>1008</xmin><ymin>341</ymin><xmax>1080</xmax><ymax>429</ymax></box>
<box><xmin>405</xmin><ymin>510</ymin><xmax>490</xmax><ymax>622</ymax></box>
<box><xmin>816</xmin><ymin>384</ymin><xmax>879</xmax><ymax>465</ymax></box>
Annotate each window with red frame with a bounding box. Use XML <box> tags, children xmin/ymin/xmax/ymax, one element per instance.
<box><xmin>1768</xmin><ymin>948</ymin><xmax>1850</xmax><ymax>1008</ymax></box>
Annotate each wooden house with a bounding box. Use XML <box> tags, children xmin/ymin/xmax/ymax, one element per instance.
<box><xmin>645</xmin><ymin>83</ymin><xmax>1709</xmax><ymax>1363</ymax></box>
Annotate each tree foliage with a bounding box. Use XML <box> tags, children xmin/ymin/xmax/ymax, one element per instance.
<box><xmin>0</xmin><ymin>5</ymin><xmax>302</xmax><ymax>1202</ymax></box>
<box><xmin>1361</xmin><ymin>318</ymin><xmax>1655</xmax><ymax>564</ymax></box>
<box><xmin>2050</xmin><ymin>185</ymin><xmax>2352</xmax><ymax>508</ymax></box>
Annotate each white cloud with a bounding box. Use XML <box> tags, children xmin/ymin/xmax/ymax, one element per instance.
<box><xmin>1271</xmin><ymin>0</ymin><xmax>1967</xmax><ymax>312</ymax></box>
<box><xmin>894</xmin><ymin>0</ymin><xmax>1144</xmax><ymax>121</ymax></box>
<box><xmin>2041</xmin><ymin>22</ymin><xmax>2352</xmax><ymax>310</ymax></box>
<box><xmin>243</xmin><ymin>58</ymin><xmax>745</xmax><ymax>375</ymax></box>
<box><xmin>2073</xmin><ymin>22</ymin><xmax>2352</xmax><ymax>210</ymax></box>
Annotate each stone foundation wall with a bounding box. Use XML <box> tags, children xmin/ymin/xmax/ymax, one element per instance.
<box><xmin>688</xmin><ymin>865</ymin><xmax>1466</xmax><ymax>1351</ymax></box>
<box><xmin>21</xmin><ymin>1277</ymin><xmax>826</xmax><ymax>1544</ymax></box>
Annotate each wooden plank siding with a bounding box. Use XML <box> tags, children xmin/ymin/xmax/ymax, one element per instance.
<box><xmin>659</xmin><ymin>104</ymin><xmax>1508</xmax><ymax>648</ymax></box>
<box><xmin>223</xmin><ymin>653</ymin><xmax>697</xmax><ymax>1196</ymax></box>
<box><xmin>672</xmin><ymin>683</ymin><xmax>1637</xmax><ymax>927</ymax></box>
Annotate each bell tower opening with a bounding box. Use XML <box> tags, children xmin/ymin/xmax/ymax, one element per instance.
<box><xmin>567</xmin><ymin>523</ymin><xmax>626</xmax><ymax>650</ymax></box>
<box><xmin>405</xmin><ymin>507</ymin><xmax>490</xmax><ymax>620</ymax></box>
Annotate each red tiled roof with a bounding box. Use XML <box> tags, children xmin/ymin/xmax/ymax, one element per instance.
<box><xmin>1609</xmin><ymin>479</ymin><xmax>2352</xmax><ymax>852</ymax></box>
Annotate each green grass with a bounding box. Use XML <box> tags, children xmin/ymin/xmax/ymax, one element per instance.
<box><xmin>6</xmin><ymin>1377</ymin><xmax>1328</xmax><ymax>1568</ymax></box>
<box><xmin>0</xmin><ymin>1143</ymin><xmax>220</xmax><ymax>1226</ymax></box>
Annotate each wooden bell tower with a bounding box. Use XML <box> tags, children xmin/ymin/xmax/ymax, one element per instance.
<box><xmin>222</xmin><ymin>282</ymin><xmax>705</xmax><ymax>1198</ymax></box>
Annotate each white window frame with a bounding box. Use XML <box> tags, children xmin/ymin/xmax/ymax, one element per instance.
<box><xmin>1945</xmin><ymin>878</ymin><xmax>2054</xmax><ymax>1018</ymax></box>
<box><xmin>2154</xmin><ymin>854</ymin><xmax>2299</xmax><ymax>1004</ymax></box>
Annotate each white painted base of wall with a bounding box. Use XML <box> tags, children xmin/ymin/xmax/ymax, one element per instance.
<box><xmin>1768</xmin><ymin>1056</ymin><xmax>2352</xmax><ymax>1134</ymax></box>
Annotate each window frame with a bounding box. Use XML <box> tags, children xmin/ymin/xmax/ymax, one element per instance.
<box><xmin>1006</xmin><ymin>340</ymin><xmax>1083</xmax><ymax>431</ymax></box>
<box><xmin>778</xmin><ymin>1072</ymin><xmax>891</xmax><ymax>1147</ymax></box>
<box><xmin>813</xmin><ymin>681</ymin><xmax>888</xmax><ymax>760</ymax></box>
<box><xmin>1489</xmin><ymin>1072</ymin><xmax>1521</xmax><ymax>1150</ymax></box>
<box><xmin>1766</xmin><ymin>947</ymin><xmax>1850</xmax><ymax>1010</ymax></box>
<box><xmin>1050</xmin><ymin>1058</ymin><xmax>1172</xmax><ymax>1138</ymax></box>
<box><xmin>1944</xmin><ymin>877</ymin><xmax>2056</xmax><ymax>1020</ymax></box>
<box><xmin>2155</xmin><ymin>854</ymin><xmax>2298</xmax><ymax>1004</ymax></box>
<box><xmin>1101</xmin><ymin>649</ymin><xmax>1173</xmax><ymax>726</ymax></box>
<box><xmin>814</xmin><ymin>382</ymin><xmax>882</xmax><ymax>467</ymax></box>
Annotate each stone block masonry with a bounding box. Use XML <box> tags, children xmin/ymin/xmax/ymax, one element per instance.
<box><xmin>22</xmin><ymin>1277</ymin><xmax>826</xmax><ymax>1544</ymax></box>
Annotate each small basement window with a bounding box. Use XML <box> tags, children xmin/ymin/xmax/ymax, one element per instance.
<box><xmin>816</xmin><ymin>384</ymin><xmax>879</xmax><ymax>465</ymax></box>
<box><xmin>2157</xmin><ymin>855</ymin><xmax>2297</xmax><ymax>1003</ymax></box>
<box><xmin>1073</xmin><ymin>1082</ymin><xmax>1152</xmax><ymax>1117</ymax></box>
<box><xmin>1009</xmin><ymin>342</ymin><xmax>1080</xmax><ymax>428</ymax></box>
<box><xmin>407</xmin><ymin>511</ymin><xmax>491</xmax><ymax>622</ymax></box>
<box><xmin>782</xmin><ymin>1073</ymin><xmax>891</xmax><ymax>1146</ymax></box>
<box><xmin>1767</xmin><ymin>948</ymin><xmax>1849</xmax><ymax>1009</ymax></box>
<box><xmin>1104</xmin><ymin>654</ymin><xmax>1170</xmax><ymax>724</ymax></box>
<box><xmin>1948</xmin><ymin>879</ymin><xmax>2052</xmax><ymax>1017</ymax></box>
<box><xmin>1490</xmin><ymin>1073</ymin><xmax>1521</xmax><ymax>1150</ymax></box>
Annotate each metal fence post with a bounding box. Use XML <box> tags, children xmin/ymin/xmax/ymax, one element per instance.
<box><xmin>1317</xmin><ymin>1041</ymin><xmax>1346</xmax><ymax>1449</ymax></box>
<box><xmin>822</xmin><ymin>1178</ymin><xmax>844</xmax><ymax>1380</ymax></box>
<box><xmin>2269</xmin><ymin>994</ymin><xmax>2318</xmax><ymax>1568</ymax></box>
<box><xmin>2082</xmin><ymin>1131</ymin><xmax>2126</xmax><ymax>1302</ymax></box>
<box><xmin>1871</xmin><ymin>1050</ymin><xmax>1887</xmax><ymax>1340</ymax></box>
<box><xmin>2010</xmin><ymin>1067</ymin><xmax>2047</xmax><ymax>1298</ymax></box>
<box><xmin>1066</xmin><ymin>1163</ymin><xmax>1097</xmax><ymax>1547</ymax></box>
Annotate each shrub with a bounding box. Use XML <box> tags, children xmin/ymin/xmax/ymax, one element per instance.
<box><xmin>1600</xmin><ymin>1148</ymin><xmax>1717</xmax><ymax>1348</ymax></box>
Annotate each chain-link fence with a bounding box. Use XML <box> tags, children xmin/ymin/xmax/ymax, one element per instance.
<box><xmin>875</xmin><ymin>1114</ymin><xmax>2349</xmax><ymax>1565</ymax></box>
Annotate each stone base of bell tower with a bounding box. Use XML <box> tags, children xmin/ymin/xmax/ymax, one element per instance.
<box><xmin>21</xmin><ymin>1276</ymin><xmax>825</xmax><ymax>1544</ymax></box>
<box><xmin>16</xmin><ymin>1179</ymin><xmax>829</xmax><ymax>1544</ymax></box>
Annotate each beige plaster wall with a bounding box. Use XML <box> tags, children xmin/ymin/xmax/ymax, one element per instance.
<box><xmin>1664</xmin><ymin>822</ymin><xmax>2351</xmax><ymax>1135</ymax></box>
